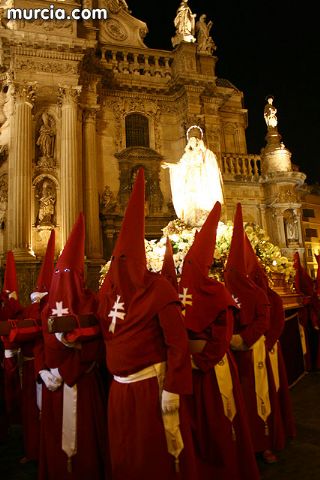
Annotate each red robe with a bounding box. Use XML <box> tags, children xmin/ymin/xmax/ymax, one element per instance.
<box><xmin>265</xmin><ymin>288</ymin><xmax>296</xmax><ymax>449</ymax></box>
<box><xmin>99</xmin><ymin>275</ymin><xmax>198</xmax><ymax>480</ymax></box>
<box><xmin>38</xmin><ymin>310</ymin><xmax>108</xmax><ymax>480</ymax></box>
<box><xmin>0</xmin><ymin>296</ymin><xmax>24</xmax><ymax>426</ymax></box>
<box><xmin>231</xmin><ymin>286</ymin><xmax>274</xmax><ymax>453</ymax></box>
<box><xmin>189</xmin><ymin>309</ymin><xmax>260</xmax><ymax>480</ymax></box>
<box><xmin>0</xmin><ymin>342</ymin><xmax>8</xmax><ymax>442</ymax></box>
<box><xmin>6</xmin><ymin>302</ymin><xmax>43</xmax><ymax>461</ymax></box>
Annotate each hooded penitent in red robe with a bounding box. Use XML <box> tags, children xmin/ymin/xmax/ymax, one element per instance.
<box><xmin>98</xmin><ymin>168</ymin><xmax>198</xmax><ymax>480</ymax></box>
<box><xmin>245</xmin><ymin>233</ymin><xmax>296</xmax><ymax>449</ymax></box>
<box><xmin>7</xmin><ymin>230</ymin><xmax>55</xmax><ymax>462</ymax></box>
<box><xmin>224</xmin><ymin>203</ymin><xmax>275</xmax><ymax>455</ymax></box>
<box><xmin>178</xmin><ymin>201</ymin><xmax>260</xmax><ymax>480</ymax></box>
<box><xmin>39</xmin><ymin>213</ymin><xmax>108</xmax><ymax>480</ymax></box>
<box><xmin>0</xmin><ymin>251</ymin><xmax>23</xmax><ymax>429</ymax></box>
<box><xmin>294</xmin><ymin>252</ymin><xmax>320</xmax><ymax>370</ymax></box>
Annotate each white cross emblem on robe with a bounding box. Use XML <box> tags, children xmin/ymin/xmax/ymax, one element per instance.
<box><xmin>108</xmin><ymin>295</ymin><xmax>126</xmax><ymax>333</ymax></box>
<box><xmin>232</xmin><ymin>294</ymin><xmax>241</xmax><ymax>308</ymax></box>
<box><xmin>51</xmin><ymin>301</ymin><xmax>69</xmax><ymax>316</ymax></box>
<box><xmin>179</xmin><ymin>287</ymin><xmax>193</xmax><ymax>315</ymax></box>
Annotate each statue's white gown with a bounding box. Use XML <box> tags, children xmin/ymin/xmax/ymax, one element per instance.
<box><xmin>169</xmin><ymin>144</ymin><xmax>224</xmax><ymax>226</ymax></box>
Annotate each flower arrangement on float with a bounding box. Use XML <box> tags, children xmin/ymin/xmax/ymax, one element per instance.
<box><xmin>99</xmin><ymin>219</ymin><xmax>295</xmax><ymax>288</ymax></box>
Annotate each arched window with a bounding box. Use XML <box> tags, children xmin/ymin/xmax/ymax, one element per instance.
<box><xmin>125</xmin><ymin>113</ymin><xmax>149</xmax><ymax>147</ymax></box>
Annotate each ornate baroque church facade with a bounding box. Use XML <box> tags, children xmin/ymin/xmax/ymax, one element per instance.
<box><xmin>0</xmin><ymin>0</ymin><xmax>319</xmax><ymax>302</ymax></box>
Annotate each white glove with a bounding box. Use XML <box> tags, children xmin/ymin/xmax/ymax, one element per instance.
<box><xmin>4</xmin><ymin>349</ymin><xmax>18</xmax><ymax>358</ymax></box>
<box><xmin>55</xmin><ymin>332</ymin><xmax>81</xmax><ymax>349</ymax></box>
<box><xmin>161</xmin><ymin>389</ymin><xmax>180</xmax><ymax>414</ymax></box>
<box><xmin>50</xmin><ymin>367</ymin><xmax>63</xmax><ymax>384</ymax></box>
<box><xmin>39</xmin><ymin>369</ymin><xmax>62</xmax><ymax>392</ymax></box>
<box><xmin>30</xmin><ymin>291</ymin><xmax>48</xmax><ymax>304</ymax></box>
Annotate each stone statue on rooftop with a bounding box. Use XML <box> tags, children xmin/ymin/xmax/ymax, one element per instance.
<box><xmin>172</xmin><ymin>0</ymin><xmax>196</xmax><ymax>47</ymax></box>
<box><xmin>264</xmin><ymin>95</ymin><xmax>278</xmax><ymax>129</ymax></box>
<box><xmin>196</xmin><ymin>14</ymin><xmax>216</xmax><ymax>54</ymax></box>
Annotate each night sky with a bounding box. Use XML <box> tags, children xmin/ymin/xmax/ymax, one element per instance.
<box><xmin>130</xmin><ymin>0</ymin><xmax>319</xmax><ymax>185</ymax></box>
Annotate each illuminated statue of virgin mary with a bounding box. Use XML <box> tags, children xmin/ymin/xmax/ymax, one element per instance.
<box><xmin>162</xmin><ymin>126</ymin><xmax>224</xmax><ymax>226</ymax></box>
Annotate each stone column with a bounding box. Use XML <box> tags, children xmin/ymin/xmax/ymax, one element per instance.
<box><xmin>8</xmin><ymin>82</ymin><xmax>36</xmax><ymax>257</ymax></box>
<box><xmin>59</xmin><ymin>85</ymin><xmax>82</xmax><ymax>247</ymax></box>
<box><xmin>83</xmin><ymin>108</ymin><xmax>102</xmax><ymax>259</ymax></box>
<box><xmin>259</xmin><ymin>204</ymin><xmax>268</xmax><ymax>232</ymax></box>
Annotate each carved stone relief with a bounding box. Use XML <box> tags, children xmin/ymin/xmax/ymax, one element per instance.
<box><xmin>34</xmin><ymin>176</ymin><xmax>57</xmax><ymax>229</ymax></box>
<box><xmin>100</xmin><ymin>185</ymin><xmax>117</xmax><ymax>216</ymax></box>
<box><xmin>36</xmin><ymin>112</ymin><xmax>56</xmax><ymax>169</ymax></box>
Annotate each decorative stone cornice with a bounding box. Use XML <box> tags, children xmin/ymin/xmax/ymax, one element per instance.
<box><xmin>11</xmin><ymin>47</ymin><xmax>84</xmax><ymax>62</ymax></box>
<box><xmin>115</xmin><ymin>146</ymin><xmax>162</xmax><ymax>161</ymax></box>
<box><xmin>261</xmin><ymin>171</ymin><xmax>306</xmax><ymax>187</ymax></box>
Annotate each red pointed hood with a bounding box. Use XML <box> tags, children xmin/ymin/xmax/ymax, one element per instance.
<box><xmin>112</xmin><ymin>167</ymin><xmax>146</xmax><ymax>276</ymax></box>
<box><xmin>56</xmin><ymin>213</ymin><xmax>85</xmax><ymax>276</ymax></box>
<box><xmin>106</xmin><ymin>168</ymin><xmax>147</xmax><ymax>306</ymax></box>
<box><xmin>22</xmin><ymin>230</ymin><xmax>56</xmax><ymax>327</ymax></box>
<box><xmin>244</xmin><ymin>233</ymin><xmax>269</xmax><ymax>292</ymax></box>
<box><xmin>0</xmin><ymin>251</ymin><xmax>23</xmax><ymax>322</ymax></box>
<box><xmin>45</xmin><ymin>213</ymin><xmax>96</xmax><ymax>325</ymax></box>
<box><xmin>98</xmin><ymin>168</ymin><xmax>182</xmax><ymax>346</ymax></box>
<box><xmin>33</xmin><ymin>229</ymin><xmax>55</xmax><ymax>295</ymax></box>
<box><xmin>161</xmin><ymin>237</ymin><xmax>178</xmax><ymax>291</ymax></box>
<box><xmin>225</xmin><ymin>203</ymin><xmax>246</xmax><ymax>275</ymax></box>
<box><xmin>179</xmin><ymin>202</ymin><xmax>237</xmax><ymax>332</ymax></box>
<box><xmin>315</xmin><ymin>253</ymin><xmax>320</xmax><ymax>295</ymax></box>
<box><xmin>293</xmin><ymin>251</ymin><xmax>313</xmax><ymax>296</ymax></box>
<box><xmin>3</xmin><ymin>251</ymin><xmax>18</xmax><ymax>299</ymax></box>
<box><xmin>185</xmin><ymin>201</ymin><xmax>221</xmax><ymax>276</ymax></box>
<box><xmin>224</xmin><ymin>203</ymin><xmax>269</xmax><ymax>325</ymax></box>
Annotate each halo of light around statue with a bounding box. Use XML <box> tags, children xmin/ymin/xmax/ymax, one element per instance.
<box><xmin>186</xmin><ymin>125</ymin><xmax>204</xmax><ymax>141</ymax></box>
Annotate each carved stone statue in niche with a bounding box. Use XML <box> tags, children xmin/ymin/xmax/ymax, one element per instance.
<box><xmin>100</xmin><ymin>185</ymin><xmax>117</xmax><ymax>216</ymax></box>
<box><xmin>284</xmin><ymin>209</ymin><xmax>299</xmax><ymax>245</ymax></box>
<box><xmin>36</xmin><ymin>179</ymin><xmax>56</xmax><ymax>228</ymax></box>
<box><xmin>36</xmin><ymin>112</ymin><xmax>56</xmax><ymax>167</ymax></box>
<box><xmin>0</xmin><ymin>174</ymin><xmax>8</xmax><ymax>229</ymax></box>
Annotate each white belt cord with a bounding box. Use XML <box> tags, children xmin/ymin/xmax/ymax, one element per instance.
<box><xmin>113</xmin><ymin>362</ymin><xmax>165</xmax><ymax>384</ymax></box>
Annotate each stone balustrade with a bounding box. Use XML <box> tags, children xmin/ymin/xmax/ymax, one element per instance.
<box><xmin>98</xmin><ymin>46</ymin><xmax>173</xmax><ymax>80</ymax></box>
<box><xmin>222</xmin><ymin>153</ymin><xmax>261</xmax><ymax>180</ymax></box>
